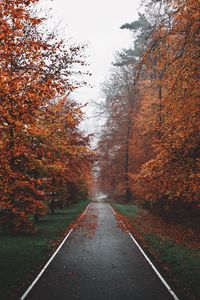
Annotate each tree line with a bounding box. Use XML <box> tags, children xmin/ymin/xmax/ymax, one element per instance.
<box><xmin>0</xmin><ymin>0</ymin><xmax>94</xmax><ymax>233</ymax></box>
<box><xmin>97</xmin><ymin>0</ymin><xmax>199</xmax><ymax>221</ymax></box>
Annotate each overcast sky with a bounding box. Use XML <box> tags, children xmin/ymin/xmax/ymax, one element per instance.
<box><xmin>41</xmin><ymin>0</ymin><xmax>141</xmax><ymax>135</ymax></box>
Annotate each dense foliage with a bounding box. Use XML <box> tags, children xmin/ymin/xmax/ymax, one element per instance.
<box><xmin>0</xmin><ymin>0</ymin><xmax>93</xmax><ymax>232</ymax></box>
<box><xmin>97</xmin><ymin>0</ymin><xmax>199</xmax><ymax>220</ymax></box>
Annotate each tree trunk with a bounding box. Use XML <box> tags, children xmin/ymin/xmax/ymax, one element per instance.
<box><xmin>34</xmin><ymin>213</ymin><xmax>39</xmax><ymax>223</ymax></box>
<box><xmin>51</xmin><ymin>187</ymin><xmax>55</xmax><ymax>214</ymax></box>
<box><xmin>125</xmin><ymin>116</ymin><xmax>132</xmax><ymax>202</ymax></box>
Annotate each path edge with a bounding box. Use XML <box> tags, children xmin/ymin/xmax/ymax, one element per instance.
<box><xmin>20</xmin><ymin>202</ymin><xmax>92</xmax><ymax>300</ymax></box>
<box><xmin>107</xmin><ymin>203</ymin><xmax>180</xmax><ymax>300</ymax></box>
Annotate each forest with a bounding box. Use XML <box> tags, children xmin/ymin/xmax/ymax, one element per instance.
<box><xmin>0</xmin><ymin>0</ymin><xmax>199</xmax><ymax>234</ymax></box>
<box><xmin>0</xmin><ymin>0</ymin><xmax>94</xmax><ymax>233</ymax></box>
<box><xmin>0</xmin><ymin>1</ymin><xmax>199</xmax><ymax>299</ymax></box>
<box><xmin>97</xmin><ymin>0</ymin><xmax>199</xmax><ymax>223</ymax></box>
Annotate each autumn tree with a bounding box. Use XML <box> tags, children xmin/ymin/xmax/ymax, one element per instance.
<box><xmin>98</xmin><ymin>0</ymin><xmax>199</xmax><ymax>222</ymax></box>
<box><xmin>36</xmin><ymin>98</ymin><xmax>94</xmax><ymax>214</ymax></box>
<box><xmin>133</xmin><ymin>0</ymin><xmax>200</xmax><ymax>219</ymax></box>
<box><xmin>97</xmin><ymin>56</ymin><xmax>137</xmax><ymax>200</ymax></box>
<box><xmin>0</xmin><ymin>0</ymin><xmax>92</xmax><ymax>232</ymax></box>
<box><xmin>97</xmin><ymin>14</ymin><xmax>151</xmax><ymax>201</ymax></box>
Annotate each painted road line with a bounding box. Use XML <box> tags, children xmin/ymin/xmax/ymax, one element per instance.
<box><xmin>107</xmin><ymin>203</ymin><xmax>180</xmax><ymax>300</ymax></box>
<box><xmin>20</xmin><ymin>203</ymin><xmax>92</xmax><ymax>300</ymax></box>
<box><xmin>107</xmin><ymin>203</ymin><xmax>116</xmax><ymax>215</ymax></box>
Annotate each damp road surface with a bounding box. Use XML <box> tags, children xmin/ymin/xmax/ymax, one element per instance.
<box><xmin>23</xmin><ymin>201</ymin><xmax>176</xmax><ymax>300</ymax></box>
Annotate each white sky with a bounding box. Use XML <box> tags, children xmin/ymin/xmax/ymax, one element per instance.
<box><xmin>41</xmin><ymin>0</ymin><xmax>141</xmax><ymax>136</ymax></box>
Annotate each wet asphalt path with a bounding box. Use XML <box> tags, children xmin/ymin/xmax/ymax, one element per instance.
<box><xmin>24</xmin><ymin>202</ymin><xmax>174</xmax><ymax>300</ymax></box>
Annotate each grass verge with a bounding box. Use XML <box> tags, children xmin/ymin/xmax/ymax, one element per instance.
<box><xmin>110</xmin><ymin>202</ymin><xmax>200</xmax><ymax>300</ymax></box>
<box><xmin>0</xmin><ymin>199</ymin><xmax>90</xmax><ymax>300</ymax></box>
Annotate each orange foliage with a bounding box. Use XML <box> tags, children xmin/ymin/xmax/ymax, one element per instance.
<box><xmin>0</xmin><ymin>0</ymin><xmax>93</xmax><ymax>232</ymax></box>
<box><xmin>98</xmin><ymin>0</ymin><xmax>199</xmax><ymax>218</ymax></box>
<box><xmin>128</xmin><ymin>0</ymin><xmax>200</xmax><ymax>216</ymax></box>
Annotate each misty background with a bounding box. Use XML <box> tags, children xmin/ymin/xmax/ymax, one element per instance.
<box><xmin>40</xmin><ymin>0</ymin><xmax>141</xmax><ymax>139</ymax></box>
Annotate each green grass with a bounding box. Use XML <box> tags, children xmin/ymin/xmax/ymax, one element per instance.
<box><xmin>111</xmin><ymin>202</ymin><xmax>139</xmax><ymax>218</ymax></box>
<box><xmin>110</xmin><ymin>201</ymin><xmax>200</xmax><ymax>299</ymax></box>
<box><xmin>0</xmin><ymin>199</ymin><xmax>90</xmax><ymax>300</ymax></box>
<box><xmin>145</xmin><ymin>234</ymin><xmax>200</xmax><ymax>298</ymax></box>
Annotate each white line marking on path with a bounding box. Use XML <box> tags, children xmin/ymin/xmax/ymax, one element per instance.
<box><xmin>20</xmin><ymin>203</ymin><xmax>92</xmax><ymax>300</ymax></box>
<box><xmin>107</xmin><ymin>203</ymin><xmax>180</xmax><ymax>300</ymax></box>
<box><xmin>107</xmin><ymin>203</ymin><xmax>116</xmax><ymax>215</ymax></box>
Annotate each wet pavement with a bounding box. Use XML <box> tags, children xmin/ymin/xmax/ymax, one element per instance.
<box><xmin>24</xmin><ymin>202</ymin><xmax>174</xmax><ymax>300</ymax></box>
